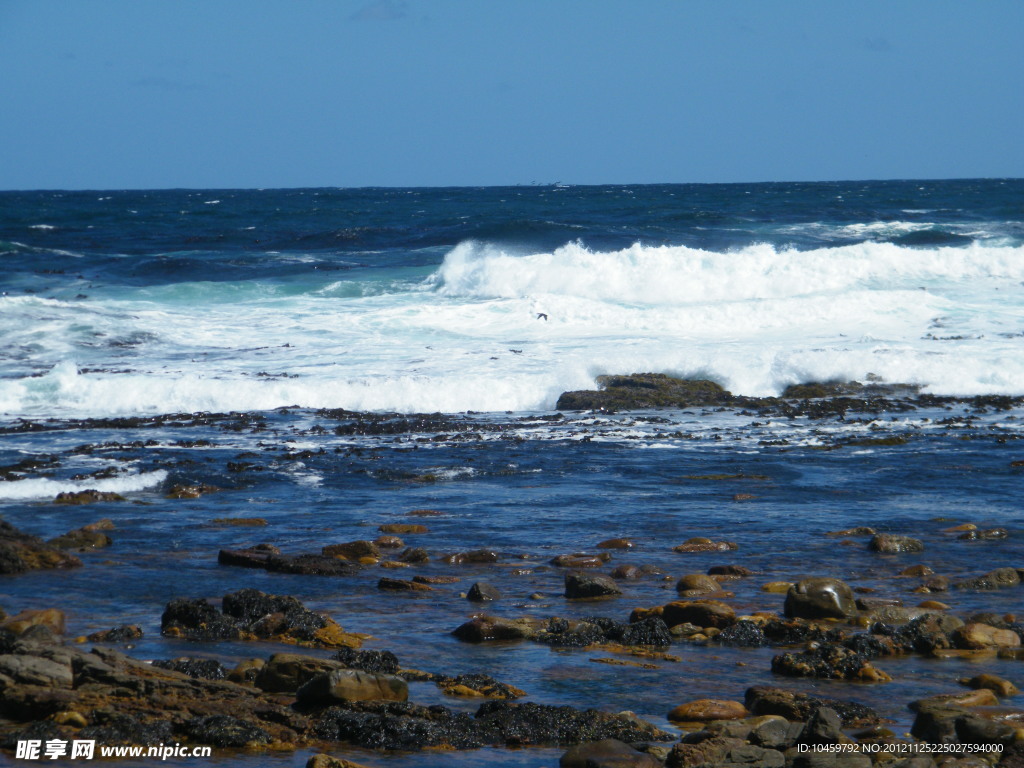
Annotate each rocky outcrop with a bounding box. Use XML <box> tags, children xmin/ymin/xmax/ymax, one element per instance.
<box><xmin>0</xmin><ymin>520</ymin><xmax>82</xmax><ymax>575</ymax></box>
<box><xmin>556</xmin><ymin>374</ymin><xmax>732</xmax><ymax>411</ymax></box>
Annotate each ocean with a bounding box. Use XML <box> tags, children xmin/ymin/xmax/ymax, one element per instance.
<box><xmin>1</xmin><ymin>180</ymin><xmax>1023</xmax><ymax>766</ymax></box>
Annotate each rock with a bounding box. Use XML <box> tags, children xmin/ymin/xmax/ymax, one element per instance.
<box><xmin>452</xmin><ymin>615</ymin><xmax>542</xmax><ymax>643</ymax></box>
<box><xmin>668</xmin><ymin>699</ymin><xmax>749</xmax><ymax>722</ymax></box>
<box><xmin>900</xmin><ymin>565</ymin><xmax>935</xmax><ymax>577</ymax></box>
<box><xmin>255</xmin><ymin>653</ymin><xmax>345</xmax><ymax>692</ymax></box>
<box><xmin>560</xmin><ymin>738</ymin><xmax>662</xmax><ymax>768</ymax></box>
<box><xmin>373</xmin><ymin>535</ymin><xmax>404</xmax><ymax>549</ymax></box>
<box><xmin>307</xmin><ymin>756</ymin><xmax>376</xmax><ymax>768</ymax></box>
<box><xmin>53</xmin><ymin>490</ymin><xmax>125</xmax><ymax>504</ymax></box>
<box><xmin>869</xmin><ymin>534</ymin><xmax>924</xmax><ymax>553</ymax></box>
<box><xmin>397</xmin><ymin>547</ymin><xmax>429</xmax><ymax>564</ymax></box>
<box><xmin>611</xmin><ymin>565</ymin><xmax>644</xmax><ymax>580</ymax></box>
<box><xmin>412</xmin><ymin>574</ymin><xmax>459</xmax><ymax>584</ymax></box>
<box><xmin>166</xmin><ymin>483</ymin><xmax>218</xmax><ymax>499</ymax></box>
<box><xmin>798</xmin><ymin>707</ymin><xmax>843</xmax><ymax>745</ymax></box>
<box><xmin>662</xmin><ymin>600</ymin><xmax>736</xmax><ymax>629</ymax></box>
<box><xmin>676</xmin><ymin>574</ymin><xmax>722</xmax><ymax>596</ymax></box>
<box><xmin>184</xmin><ymin>714</ymin><xmax>271</xmax><ymax>747</ymax></box>
<box><xmin>444</xmin><ymin>548</ymin><xmax>500</xmax><ymax>564</ymax></box>
<box><xmin>378</xmin><ymin>524</ymin><xmax>427</xmax><ymax>534</ymax></box>
<box><xmin>297</xmin><ymin>669</ymin><xmax>409</xmax><ymax>705</ymax></box>
<box><xmin>911</xmin><ymin>689</ymin><xmax>1000</xmax><ymax>711</ymax></box>
<box><xmin>377</xmin><ymin>577</ymin><xmax>434</xmax><ymax>592</ymax></box>
<box><xmin>1</xmin><ymin>608</ymin><xmax>66</xmax><ymax>636</ymax></box>
<box><xmin>264</xmin><ymin>553</ymin><xmax>362</xmax><ymax>576</ymax></box>
<box><xmin>436</xmin><ymin>673</ymin><xmax>525</xmax><ymax>699</ymax></box>
<box><xmin>784</xmin><ymin>578</ymin><xmax>857</xmax><ymax>620</ymax></box>
<box><xmin>565</xmin><ymin>572</ymin><xmax>622</xmax><ymax>599</ymax></box>
<box><xmin>321</xmin><ymin>540</ymin><xmax>380</xmax><ymax>560</ymax></box>
<box><xmin>709</xmin><ymin>565</ymin><xmax>755</xmax><ymax>577</ymax></box>
<box><xmin>333</xmin><ymin>647</ymin><xmax>400</xmax><ymax>674</ymax></box>
<box><xmin>952</xmin><ymin>623</ymin><xmax>1022</xmax><ymax>649</ymax></box>
<box><xmin>556</xmin><ymin>374</ymin><xmax>733</xmax><ymax>411</ymax></box>
<box><xmin>0</xmin><ymin>653</ymin><xmax>73</xmax><ymax>687</ymax></box>
<box><xmin>597</xmin><ymin>539</ymin><xmax>634</xmax><ymax>550</ymax></box>
<box><xmin>954</xmin><ymin>712</ymin><xmax>1018</xmax><ymax>747</ymax></box>
<box><xmin>745</xmin><ymin>686</ymin><xmax>880</xmax><ymax>726</ymax></box>
<box><xmin>672</xmin><ymin>538</ymin><xmax>738</xmax><ymax>553</ymax></box>
<box><xmin>960</xmin><ymin>673</ymin><xmax>1019</xmax><ymax>697</ymax></box>
<box><xmin>716</xmin><ymin>620</ymin><xmax>767</xmax><ymax>647</ymax></box>
<box><xmin>86</xmin><ymin>625</ymin><xmax>143</xmax><ymax>643</ymax></box>
<box><xmin>826</xmin><ymin>527</ymin><xmax>876</xmax><ymax>537</ymax></box>
<box><xmin>217</xmin><ymin>543</ymin><xmax>280</xmax><ymax>569</ymax></box>
<box><xmin>467</xmin><ymin>582</ymin><xmax>502</xmax><ymax>602</ymax></box>
<box><xmin>48</xmin><ymin>521</ymin><xmax>113</xmax><ymax>550</ymax></box>
<box><xmin>762</xmin><ymin>581</ymin><xmax>794</xmax><ymax>593</ymax></box>
<box><xmin>958</xmin><ymin>528</ymin><xmax>1009</xmax><ymax>541</ymax></box>
<box><xmin>771</xmin><ymin>644</ymin><xmax>892</xmax><ymax>682</ymax></box>
<box><xmin>0</xmin><ymin>520</ymin><xmax>82</xmax><ymax>574</ymax></box>
<box><xmin>210</xmin><ymin>517</ymin><xmax>267</xmax><ymax>526</ymax></box>
<box><xmin>152</xmin><ymin>657</ymin><xmax>226</xmax><ymax>680</ymax></box>
<box><xmin>956</xmin><ymin>567</ymin><xmax>1021</xmax><ymax>590</ymax></box>
<box><xmin>227</xmin><ymin>658</ymin><xmax>264</xmax><ymax>683</ymax></box>
<box><xmin>552</xmin><ymin>553</ymin><xmax>610</xmax><ymax>568</ymax></box>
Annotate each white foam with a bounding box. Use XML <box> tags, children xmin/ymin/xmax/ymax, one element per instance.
<box><xmin>0</xmin><ymin>470</ymin><xmax>168</xmax><ymax>501</ymax></box>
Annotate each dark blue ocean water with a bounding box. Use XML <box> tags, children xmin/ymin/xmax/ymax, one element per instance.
<box><xmin>1</xmin><ymin>180</ymin><xmax>1023</xmax><ymax>766</ymax></box>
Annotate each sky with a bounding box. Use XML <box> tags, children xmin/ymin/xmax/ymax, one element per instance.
<box><xmin>1</xmin><ymin>0</ymin><xmax>1022</xmax><ymax>190</ymax></box>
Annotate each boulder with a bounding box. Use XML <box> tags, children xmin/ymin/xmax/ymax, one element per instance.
<box><xmin>952</xmin><ymin>623</ymin><xmax>1021</xmax><ymax>649</ymax></box>
<box><xmin>676</xmin><ymin>574</ymin><xmax>722</xmax><ymax>596</ymax></box>
<box><xmin>955</xmin><ymin>567</ymin><xmax>1021</xmax><ymax>590</ymax></box>
<box><xmin>668</xmin><ymin>699</ymin><xmax>749</xmax><ymax>722</ymax></box>
<box><xmin>565</xmin><ymin>572</ymin><xmax>622</xmax><ymax>599</ymax></box>
<box><xmin>662</xmin><ymin>600</ymin><xmax>736</xmax><ymax>629</ymax></box>
<box><xmin>869</xmin><ymin>534</ymin><xmax>924</xmax><ymax>553</ymax></box>
<box><xmin>254</xmin><ymin>653</ymin><xmax>345</xmax><ymax>693</ymax></box>
<box><xmin>0</xmin><ymin>520</ymin><xmax>82</xmax><ymax>574</ymax></box>
<box><xmin>321</xmin><ymin>540</ymin><xmax>380</xmax><ymax>560</ymax></box>
<box><xmin>560</xmin><ymin>738</ymin><xmax>662</xmax><ymax>768</ymax></box>
<box><xmin>556</xmin><ymin>374</ymin><xmax>733</xmax><ymax>411</ymax></box>
<box><xmin>784</xmin><ymin>578</ymin><xmax>856</xmax><ymax>620</ymax></box>
<box><xmin>467</xmin><ymin>582</ymin><xmax>502</xmax><ymax>602</ymax></box>
<box><xmin>296</xmin><ymin>669</ymin><xmax>408</xmax><ymax>705</ymax></box>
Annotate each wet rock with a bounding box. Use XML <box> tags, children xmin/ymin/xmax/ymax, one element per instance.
<box><xmin>552</xmin><ymin>553</ymin><xmax>611</xmax><ymax>568</ymax></box>
<box><xmin>771</xmin><ymin>643</ymin><xmax>891</xmax><ymax>682</ymax></box>
<box><xmin>412</xmin><ymin>574</ymin><xmax>459</xmax><ymax>584</ymax></box>
<box><xmin>210</xmin><ymin>517</ymin><xmax>267</xmax><ymax>526</ymax></box>
<box><xmin>377</xmin><ymin>577</ymin><xmax>434</xmax><ymax>592</ymax></box>
<box><xmin>565</xmin><ymin>572</ymin><xmax>622</xmax><ymax>599</ymax></box>
<box><xmin>910</xmin><ymin>702</ymin><xmax>967</xmax><ymax>744</ymax></box>
<box><xmin>2</xmin><ymin>609</ymin><xmax>66</xmax><ymax>636</ymax></box>
<box><xmin>560</xmin><ymin>738</ymin><xmax>661</xmax><ymax>768</ymax></box>
<box><xmin>956</xmin><ymin>567</ymin><xmax>1021</xmax><ymax>590</ymax></box>
<box><xmin>307</xmin><ymin>756</ymin><xmax>375</xmax><ymax>768</ymax></box>
<box><xmin>152</xmin><ymin>657</ymin><xmax>226</xmax><ymax>680</ymax></box>
<box><xmin>869</xmin><ymin>534</ymin><xmax>925</xmax><ymax>553</ymax></box>
<box><xmin>958</xmin><ymin>528</ymin><xmax>1009</xmax><ymax>541</ymax></box>
<box><xmin>959</xmin><ymin>673</ymin><xmax>1019</xmax><ymax>697</ymax></box>
<box><xmin>265</xmin><ymin>553</ymin><xmax>362</xmax><ymax>576</ymax></box>
<box><xmin>709</xmin><ymin>564</ymin><xmax>755</xmax><ymax>577</ymax></box>
<box><xmin>662</xmin><ymin>600</ymin><xmax>736</xmax><ymax>629</ymax></box>
<box><xmin>612</xmin><ymin>616</ymin><xmax>672</xmax><ymax>646</ymax></box>
<box><xmin>597</xmin><ymin>538</ymin><xmax>634</xmax><ymax>550</ymax></box>
<box><xmin>0</xmin><ymin>520</ymin><xmax>82</xmax><ymax>575</ymax></box>
<box><xmin>452</xmin><ymin>615</ymin><xmax>542</xmax><ymax>643</ymax></box>
<box><xmin>556</xmin><ymin>374</ymin><xmax>732</xmax><ymax>411</ymax></box>
<box><xmin>826</xmin><ymin>527</ymin><xmax>876</xmax><ymax>537</ymax></box>
<box><xmin>322</xmin><ymin>540</ymin><xmax>380</xmax><ymax>560</ymax></box>
<box><xmin>53</xmin><ymin>490</ymin><xmax>125</xmax><ymax>504</ymax></box>
<box><xmin>79</xmin><ymin>713</ymin><xmax>174</xmax><ymax>746</ymax></box>
<box><xmin>297</xmin><ymin>669</ymin><xmax>409</xmax><ymax>705</ymax></box>
<box><xmin>255</xmin><ymin>653</ymin><xmax>345</xmax><ymax>692</ymax></box>
<box><xmin>900</xmin><ymin>565</ymin><xmax>935</xmax><ymax>577</ymax></box>
<box><xmin>672</xmin><ymin>537</ymin><xmax>738</xmax><ymax>553</ymax></box>
<box><xmin>745</xmin><ymin>686</ymin><xmax>880</xmax><ymax>726</ymax></box>
<box><xmin>378</xmin><ymin>524</ymin><xmax>427</xmax><ymax>534</ymax></box>
<box><xmin>467</xmin><ymin>582</ymin><xmax>502</xmax><ymax>602</ymax></box>
<box><xmin>611</xmin><ymin>565</ymin><xmax>644</xmax><ymax>580</ymax></box>
<box><xmin>952</xmin><ymin>623</ymin><xmax>1021</xmax><ymax>649</ymax></box>
<box><xmin>333</xmin><ymin>647</ymin><xmax>400</xmax><ymax>675</ymax></box>
<box><xmin>374</xmin><ymin>535</ymin><xmax>404</xmax><ymax>549</ymax></box>
<box><xmin>436</xmin><ymin>673</ymin><xmax>525</xmax><ymax>699</ymax></box>
<box><xmin>668</xmin><ymin>699</ymin><xmax>748</xmax><ymax>722</ymax></box>
<box><xmin>397</xmin><ymin>546</ymin><xmax>429</xmax><ymax>564</ymax></box>
<box><xmin>48</xmin><ymin>521</ymin><xmax>113</xmax><ymax>550</ymax></box>
<box><xmin>445</xmin><ymin>548</ymin><xmax>500</xmax><ymax>564</ymax></box>
<box><xmin>86</xmin><ymin>625</ymin><xmax>143</xmax><ymax>643</ymax></box>
<box><xmin>166</xmin><ymin>483</ymin><xmax>218</xmax><ymax>499</ymax></box>
<box><xmin>716</xmin><ymin>620</ymin><xmax>767</xmax><ymax>647</ymax></box>
<box><xmin>954</xmin><ymin>712</ymin><xmax>1018</xmax><ymax>747</ymax></box>
<box><xmin>784</xmin><ymin>578</ymin><xmax>857</xmax><ymax>620</ymax></box>
<box><xmin>217</xmin><ymin>543</ymin><xmax>280</xmax><ymax>569</ymax></box>
<box><xmin>911</xmin><ymin>689</ymin><xmax>1000</xmax><ymax>711</ymax></box>
<box><xmin>762</xmin><ymin>581</ymin><xmax>794</xmax><ymax>594</ymax></box>
<box><xmin>676</xmin><ymin>574</ymin><xmax>722</xmax><ymax>596</ymax></box>
<box><xmin>184</xmin><ymin>714</ymin><xmax>271</xmax><ymax>747</ymax></box>
<box><xmin>476</xmin><ymin>700</ymin><xmax>673</xmax><ymax>747</ymax></box>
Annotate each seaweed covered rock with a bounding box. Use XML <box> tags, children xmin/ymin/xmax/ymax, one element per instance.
<box><xmin>151</xmin><ymin>657</ymin><xmax>227</xmax><ymax>680</ymax></box>
<box><xmin>161</xmin><ymin>589</ymin><xmax>362</xmax><ymax>649</ymax></box>
<box><xmin>744</xmin><ymin>686</ymin><xmax>880</xmax><ymax>726</ymax></box>
<box><xmin>184</xmin><ymin>715</ymin><xmax>271</xmax><ymax>747</ymax></box>
<box><xmin>333</xmin><ymin>647</ymin><xmax>400</xmax><ymax>675</ymax></box>
<box><xmin>955</xmin><ymin>567</ymin><xmax>1021</xmax><ymax>591</ymax></box>
<box><xmin>0</xmin><ymin>520</ymin><xmax>82</xmax><ymax>575</ymax></box>
<box><xmin>565</xmin><ymin>572</ymin><xmax>622</xmax><ymax>599</ymax></box>
<box><xmin>556</xmin><ymin>374</ymin><xmax>733</xmax><ymax>411</ymax></box>
<box><xmin>771</xmin><ymin>643</ymin><xmax>892</xmax><ymax>682</ymax></box>
<box><xmin>869</xmin><ymin>534</ymin><xmax>925</xmax><ymax>554</ymax></box>
<box><xmin>255</xmin><ymin>653</ymin><xmax>346</xmax><ymax>693</ymax></box>
<box><xmin>435</xmin><ymin>674</ymin><xmax>525</xmax><ymax>699</ymax></box>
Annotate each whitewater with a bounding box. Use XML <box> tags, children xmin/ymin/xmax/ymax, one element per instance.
<box><xmin>2</xmin><ymin>237</ymin><xmax>1024</xmax><ymax>420</ymax></box>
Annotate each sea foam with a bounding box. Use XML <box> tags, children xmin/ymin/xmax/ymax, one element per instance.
<box><xmin>0</xmin><ymin>470</ymin><xmax>168</xmax><ymax>501</ymax></box>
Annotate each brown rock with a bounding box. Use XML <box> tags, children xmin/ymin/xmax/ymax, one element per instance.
<box><xmin>561</xmin><ymin>738</ymin><xmax>662</xmax><ymax>768</ymax></box>
<box><xmin>452</xmin><ymin>615</ymin><xmax>542</xmax><ymax>643</ymax></box>
<box><xmin>676</xmin><ymin>574</ymin><xmax>722</xmax><ymax>596</ymax></box>
<box><xmin>911</xmin><ymin>689</ymin><xmax>1000</xmax><ymax>710</ymax></box>
<box><xmin>942</xmin><ymin>523</ymin><xmax>977</xmax><ymax>532</ymax></box>
<box><xmin>296</xmin><ymin>669</ymin><xmax>408</xmax><ymax>704</ymax></box>
<box><xmin>255</xmin><ymin>653</ymin><xmax>345</xmax><ymax>693</ymax></box>
<box><xmin>54</xmin><ymin>489</ymin><xmax>126</xmax><ymax>504</ymax></box>
<box><xmin>709</xmin><ymin>565</ymin><xmax>755</xmax><ymax>577</ymax></box>
<box><xmin>611</xmin><ymin>565</ymin><xmax>644</xmax><ymax>580</ymax></box>
<box><xmin>210</xmin><ymin>517</ymin><xmax>267</xmax><ymax>526</ymax></box>
<box><xmin>953</xmin><ymin>623</ymin><xmax>1022</xmax><ymax>650</ymax></box>
<box><xmin>672</xmin><ymin>538</ymin><xmax>738</xmax><ymax>553</ymax></box>
<box><xmin>825</xmin><ymin>526</ymin><xmax>876</xmax><ymax>537</ymax></box>
<box><xmin>761</xmin><ymin>581</ymin><xmax>793</xmax><ymax>593</ymax></box>
<box><xmin>550</xmin><ymin>553</ymin><xmax>611</xmax><ymax>568</ymax></box>
<box><xmin>378</xmin><ymin>524</ymin><xmax>427</xmax><ymax>534</ymax></box>
<box><xmin>0</xmin><ymin>520</ymin><xmax>82</xmax><ymax>574</ymax></box>
<box><xmin>960</xmin><ymin>673</ymin><xmax>1019</xmax><ymax>697</ymax></box>
<box><xmin>322</xmin><ymin>540</ymin><xmax>380</xmax><ymax>560</ymax></box>
<box><xmin>444</xmin><ymin>549</ymin><xmax>500</xmax><ymax>564</ymax></box>
<box><xmin>374</xmin><ymin>535</ymin><xmax>404</xmax><ymax>548</ymax></box>
<box><xmin>899</xmin><ymin>564</ymin><xmax>935</xmax><ymax>577</ymax></box>
<box><xmin>307</xmin><ymin>755</ymin><xmax>375</xmax><ymax>768</ymax></box>
<box><xmin>662</xmin><ymin>600</ymin><xmax>736</xmax><ymax>629</ymax></box>
<box><xmin>917</xmin><ymin>600</ymin><xmax>950</xmax><ymax>610</ymax></box>
<box><xmin>668</xmin><ymin>699</ymin><xmax>749</xmax><ymax>722</ymax></box>
<box><xmin>413</xmin><ymin>575</ymin><xmax>460</xmax><ymax>584</ymax></box>
<box><xmin>784</xmin><ymin>577</ymin><xmax>856</xmax><ymax>619</ymax></box>
<box><xmin>377</xmin><ymin>578</ymin><xmax>434</xmax><ymax>592</ymax></box>
<box><xmin>166</xmin><ymin>483</ymin><xmax>218</xmax><ymax>499</ymax></box>
<box><xmin>868</xmin><ymin>533</ymin><xmax>924</xmax><ymax>553</ymax></box>
<box><xmin>2</xmin><ymin>608</ymin><xmax>66</xmax><ymax>635</ymax></box>
<box><xmin>597</xmin><ymin>538</ymin><xmax>634</xmax><ymax>549</ymax></box>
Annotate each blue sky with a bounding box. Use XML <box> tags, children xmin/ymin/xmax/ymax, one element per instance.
<box><xmin>1</xmin><ymin>0</ymin><xmax>1022</xmax><ymax>189</ymax></box>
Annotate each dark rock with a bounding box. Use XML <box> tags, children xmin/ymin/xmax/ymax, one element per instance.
<box><xmin>475</xmin><ymin>700</ymin><xmax>673</xmax><ymax>747</ymax></box>
<box><xmin>709</xmin><ymin>565</ymin><xmax>755</xmax><ymax>577</ymax></box>
<box><xmin>771</xmin><ymin>643</ymin><xmax>891</xmax><ymax>682</ymax></box>
<box><xmin>911</xmin><ymin>703</ymin><xmax>965</xmax><ymax>744</ymax></box>
<box><xmin>398</xmin><ymin>547</ymin><xmax>429</xmax><ymax>564</ymax></box>
<box><xmin>86</xmin><ymin>625</ymin><xmax>143</xmax><ymax>643</ymax></box>
<box><xmin>53</xmin><ymin>490</ymin><xmax>125</xmax><ymax>505</ymax></box>
<box><xmin>869</xmin><ymin>534</ymin><xmax>925</xmax><ymax>553</ymax></box>
<box><xmin>151</xmin><ymin>657</ymin><xmax>226</xmax><ymax>680</ymax></box>
<box><xmin>956</xmin><ymin>567</ymin><xmax>1021</xmax><ymax>590</ymax></box>
<box><xmin>161</xmin><ymin>598</ymin><xmax>241</xmax><ymax>641</ymax></box>
<box><xmin>0</xmin><ymin>519</ymin><xmax>82</xmax><ymax>575</ymax></box>
<box><xmin>716</xmin><ymin>620</ymin><xmax>767</xmax><ymax>647</ymax></box>
<box><xmin>312</xmin><ymin>701</ymin><xmax>483</xmax><ymax>750</ymax></box>
<box><xmin>217</xmin><ymin>544</ymin><xmax>280</xmax><ymax>568</ymax></box>
<box><xmin>265</xmin><ymin>553</ymin><xmax>361</xmax><ymax>576</ymax></box>
<box><xmin>556</xmin><ymin>374</ymin><xmax>732</xmax><ymax>411</ymax></box>
<box><xmin>784</xmin><ymin>578</ymin><xmax>857</xmax><ymax>620</ymax></box>
<box><xmin>255</xmin><ymin>653</ymin><xmax>344</xmax><ymax>693</ymax></box>
<box><xmin>79</xmin><ymin>713</ymin><xmax>173</xmax><ymax>746</ymax></box>
<box><xmin>378</xmin><ymin>577</ymin><xmax>434</xmax><ymax>592</ymax></box>
<box><xmin>676</xmin><ymin>574</ymin><xmax>722</xmax><ymax>595</ymax></box>
<box><xmin>467</xmin><ymin>582</ymin><xmax>502</xmax><ymax>602</ymax></box>
<box><xmin>565</xmin><ymin>572</ymin><xmax>623</xmax><ymax>599</ymax></box>
<box><xmin>611</xmin><ymin>616</ymin><xmax>672</xmax><ymax>646</ymax></box>
<box><xmin>297</xmin><ymin>669</ymin><xmax>409</xmax><ymax>705</ymax></box>
<box><xmin>552</xmin><ymin>553</ymin><xmax>611</xmax><ymax>568</ymax></box>
<box><xmin>452</xmin><ymin>615</ymin><xmax>541</xmax><ymax>643</ymax></box>
<box><xmin>436</xmin><ymin>673</ymin><xmax>525</xmax><ymax>699</ymax></box>
<box><xmin>561</xmin><ymin>738</ymin><xmax>662</xmax><ymax>768</ymax></box>
<box><xmin>47</xmin><ymin>524</ymin><xmax>112</xmax><ymax>550</ymax></box>
<box><xmin>445</xmin><ymin>548</ymin><xmax>500</xmax><ymax>564</ymax></box>
<box><xmin>333</xmin><ymin>647</ymin><xmax>400</xmax><ymax>675</ymax></box>
<box><xmin>745</xmin><ymin>686</ymin><xmax>880</xmax><ymax>726</ymax></box>
<box><xmin>321</xmin><ymin>540</ymin><xmax>380</xmax><ymax>560</ymax></box>
<box><xmin>954</xmin><ymin>713</ymin><xmax>1017</xmax><ymax>746</ymax></box>
<box><xmin>184</xmin><ymin>714</ymin><xmax>271</xmax><ymax>747</ymax></box>
<box><xmin>798</xmin><ymin>707</ymin><xmax>843</xmax><ymax>745</ymax></box>
<box><xmin>958</xmin><ymin>528</ymin><xmax>1009</xmax><ymax>541</ymax></box>
<box><xmin>662</xmin><ymin>600</ymin><xmax>736</xmax><ymax>629</ymax></box>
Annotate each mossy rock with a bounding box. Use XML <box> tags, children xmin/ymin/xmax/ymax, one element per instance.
<box><xmin>556</xmin><ymin>374</ymin><xmax>732</xmax><ymax>411</ymax></box>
